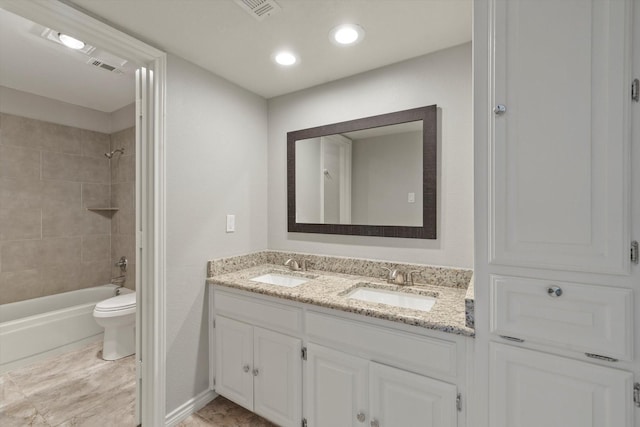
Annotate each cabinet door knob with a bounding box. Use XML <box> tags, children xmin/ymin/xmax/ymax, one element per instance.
<box><xmin>356</xmin><ymin>412</ymin><xmax>366</xmax><ymax>422</ymax></box>
<box><xmin>252</xmin><ymin>368</ymin><xmax>259</xmax><ymax>376</ymax></box>
<box><xmin>547</xmin><ymin>286</ymin><xmax>563</xmax><ymax>297</ymax></box>
<box><xmin>494</xmin><ymin>104</ymin><xmax>507</xmax><ymax>115</ymax></box>
<box><xmin>243</xmin><ymin>364</ymin><xmax>250</xmax><ymax>373</ymax></box>
<box><xmin>370</xmin><ymin>419</ymin><xmax>379</xmax><ymax>427</ymax></box>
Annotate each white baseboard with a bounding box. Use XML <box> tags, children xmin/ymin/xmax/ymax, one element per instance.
<box><xmin>165</xmin><ymin>389</ymin><xmax>217</xmax><ymax>427</ymax></box>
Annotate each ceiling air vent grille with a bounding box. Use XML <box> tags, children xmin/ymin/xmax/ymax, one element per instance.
<box><xmin>87</xmin><ymin>58</ymin><xmax>123</xmax><ymax>74</ymax></box>
<box><xmin>234</xmin><ymin>0</ymin><xmax>281</xmax><ymax>21</ymax></box>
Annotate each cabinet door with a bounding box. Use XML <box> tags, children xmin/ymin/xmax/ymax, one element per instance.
<box><xmin>369</xmin><ymin>362</ymin><xmax>457</xmax><ymax>427</ymax></box>
<box><xmin>490</xmin><ymin>0</ymin><xmax>631</xmax><ymax>274</ymax></box>
<box><xmin>490</xmin><ymin>343</ymin><xmax>633</xmax><ymax>427</ymax></box>
<box><xmin>253</xmin><ymin>327</ymin><xmax>302</xmax><ymax>427</ymax></box>
<box><xmin>215</xmin><ymin>316</ymin><xmax>254</xmax><ymax>411</ymax></box>
<box><xmin>305</xmin><ymin>343</ymin><xmax>368</xmax><ymax>427</ymax></box>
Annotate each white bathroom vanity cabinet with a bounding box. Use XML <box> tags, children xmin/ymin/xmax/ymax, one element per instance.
<box><xmin>210</xmin><ymin>286</ymin><xmax>471</xmax><ymax>427</ymax></box>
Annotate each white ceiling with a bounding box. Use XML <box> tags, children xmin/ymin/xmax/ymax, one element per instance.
<box><xmin>0</xmin><ymin>8</ymin><xmax>136</xmax><ymax>113</ymax></box>
<box><xmin>0</xmin><ymin>1</ymin><xmax>471</xmax><ymax>112</ymax></box>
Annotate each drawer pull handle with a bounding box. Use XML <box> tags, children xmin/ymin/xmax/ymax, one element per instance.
<box><xmin>547</xmin><ymin>286</ymin><xmax>563</xmax><ymax>297</ymax></box>
<box><xmin>252</xmin><ymin>368</ymin><xmax>259</xmax><ymax>376</ymax></box>
<box><xmin>585</xmin><ymin>353</ymin><xmax>618</xmax><ymax>363</ymax></box>
<box><xmin>243</xmin><ymin>364</ymin><xmax>250</xmax><ymax>373</ymax></box>
<box><xmin>370</xmin><ymin>419</ymin><xmax>379</xmax><ymax>427</ymax></box>
<box><xmin>500</xmin><ymin>335</ymin><xmax>524</xmax><ymax>343</ymax></box>
<box><xmin>357</xmin><ymin>412</ymin><xmax>366</xmax><ymax>422</ymax></box>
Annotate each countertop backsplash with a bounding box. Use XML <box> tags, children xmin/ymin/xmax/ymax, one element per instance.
<box><xmin>208</xmin><ymin>250</ymin><xmax>473</xmax><ymax>289</ymax></box>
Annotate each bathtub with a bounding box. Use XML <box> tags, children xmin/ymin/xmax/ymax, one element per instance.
<box><xmin>0</xmin><ymin>284</ymin><xmax>121</xmax><ymax>373</ymax></box>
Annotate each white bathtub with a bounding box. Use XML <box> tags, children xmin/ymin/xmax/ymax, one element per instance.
<box><xmin>0</xmin><ymin>284</ymin><xmax>121</xmax><ymax>373</ymax></box>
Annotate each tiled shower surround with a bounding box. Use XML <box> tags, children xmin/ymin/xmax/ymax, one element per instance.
<box><xmin>0</xmin><ymin>113</ymin><xmax>135</xmax><ymax>304</ymax></box>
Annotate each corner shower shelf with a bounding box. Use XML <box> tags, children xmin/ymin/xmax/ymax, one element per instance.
<box><xmin>87</xmin><ymin>207</ymin><xmax>119</xmax><ymax>213</ymax></box>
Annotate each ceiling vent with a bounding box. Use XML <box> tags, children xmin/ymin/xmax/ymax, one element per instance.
<box><xmin>234</xmin><ymin>0</ymin><xmax>281</xmax><ymax>21</ymax></box>
<box><xmin>87</xmin><ymin>58</ymin><xmax>124</xmax><ymax>74</ymax></box>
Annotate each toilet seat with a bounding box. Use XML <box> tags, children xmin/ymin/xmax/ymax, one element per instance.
<box><xmin>94</xmin><ymin>293</ymin><xmax>136</xmax><ymax>317</ymax></box>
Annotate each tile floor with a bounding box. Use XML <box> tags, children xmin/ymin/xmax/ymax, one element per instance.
<box><xmin>1</xmin><ymin>341</ymin><xmax>135</xmax><ymax>426</ymax></box>
<box><xmin>1</xmin><ymin>341</ymin><xmax>274</xmax><ymax>427</ymax></box>
<box><xmin>178</xmin><ymin>397</ymin><xmax>275</xmax><ymax>427</ymax></box>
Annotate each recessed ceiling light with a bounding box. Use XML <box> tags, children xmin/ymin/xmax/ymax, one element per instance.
<box><xmin>330</xmin><ymin>24</ymin><xmax>365</xmax><ymax>46</ymax></box>
<box><xmin>58</xmin><ymin>33</ymin><xmax>86</xmax><ymax>50</ymax></box>
<box><xmin>274</xmin><ymin>51</ymin><xmax>298</xmax><ymax>66</ymax></box>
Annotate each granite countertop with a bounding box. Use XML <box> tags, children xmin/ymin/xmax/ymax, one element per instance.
<box><xmin>207</xmin><ymin>263</ymin><xmax>475</xmax><ymax>337</ymax></box>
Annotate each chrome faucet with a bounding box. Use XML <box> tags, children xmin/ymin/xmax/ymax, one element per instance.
<box><xmin>381</xmin><ymin>267</ymin><xmax>420</xmax><ymax>285</ymax></box>
<box><xmin>111</xmin><ymin>275</ymin><xmax>126</xmax><ymax>295</ymax></box>
<box><xmin>284</xmin><ymin>258</ymin><xmax>309</xmax><ymax>271</ymax></box>
<box><xmin>284</xmin><ymin>259</ymin><xmax>300</xmax><ymax>271</ymax></box>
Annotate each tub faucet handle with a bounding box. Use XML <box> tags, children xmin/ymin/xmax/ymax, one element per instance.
<box><xmin>115</xmin><ymin>256</ymin><xmax>128</xmax><ymax>272</ymax></box>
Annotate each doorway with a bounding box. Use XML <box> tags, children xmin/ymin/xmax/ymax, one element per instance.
<box><xmin>0</xmin><ymin>0</ymin><xmax>166</xmax><ymax>425</ymax></box>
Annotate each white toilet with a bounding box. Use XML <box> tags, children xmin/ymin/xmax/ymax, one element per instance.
<box><xmin>93</xmin><ymin>290</ymin><xmax>136</xmax><ymax>361</ymax></box>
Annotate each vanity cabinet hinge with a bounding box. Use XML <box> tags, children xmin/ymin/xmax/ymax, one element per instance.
<box><xmin>634</xmin><ymin>383</ymin><xmax>640</xmax><ymax>407</ymax></box>
<box><xmin>456</xmin><ymin>393</ymin><xmax>462</xmax><ymax>412</ymax></box>
<box><xmin>631</xmin><ymin>241</ymin><xmax>639</xmax><ymax>264</ymax></box>
<box><xmin>213</xmin><ymin>320</ymin><xmax>216</xmax><ymax>329</ymax></box>
<box><xmin>301</xmin><ymin>347</ymin><xmax>307</xmax><ymax>361</ymax></box>
<box><xmin>499</xmin><ymin>335</ymin><xmax>525</xmax><ymax>343</ymax></box>
<box><xmin>213</xmin><ymin>377</ymin><xmax>216</xmax><ymax>386</ymax></box>
<box><xmin>632</xmin><ymin>79</ymin><xmax>639</xmax><ymax>102</ymax></box>
<box><xmin>302</xmin><ymin>418</ymin><xmax>308</xmax><ymax>427</ymax></box>
<box><xmin>585</xmin><ymin>353</ymin><xmax>618</xmax><ymax>363</ymax></box>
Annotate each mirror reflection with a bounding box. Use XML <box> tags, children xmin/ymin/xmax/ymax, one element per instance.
<box><xmin>295</xmin><ymin>121</ymin><xmax>423</xmax><ymax>226</ymax></box>
<box><xmin>287</xmin><ymin>105</ymin><xmax>437</xmax><ymax>239</ymax></box>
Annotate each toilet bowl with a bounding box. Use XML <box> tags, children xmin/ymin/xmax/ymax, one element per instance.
<box><xmin>93</xmin><ymin>291</ymin><xmax>136</xmax><ymax>360</ymax></box>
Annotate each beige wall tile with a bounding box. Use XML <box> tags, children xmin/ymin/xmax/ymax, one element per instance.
<box><xmin>81</xmin><ymin>261</ymin><xmax>111</xmax><ymax>288</ymax></box>
<box><xmin>0</xmin><ymin>240</ymin><xmax>41</xmax><ymax>272</ymax></box>
<box><xmin>0</xmin><ymin>269</ymin><xmax>42</xmax><ymax>304</ymax></box>
<box><xmin>42</xmin><ymin>181</ymin><xmax>81</xmax><ymax>208</ymax></box>
<box><xmin>111</xmin><ymin>182</ymin><xmax>134</xmax><ymax>212</ymax></box>
<box><xmin>0</xmin><ymin>178</ymin><xmax>42</xmax><ymax>210</ymax></box>
<box><xmin>0</xmin><ymin>208</ymin><xmax>41</xmax><ymax>241</ymax></box>
<box><xmin>82</xmin><ymin>183</ymin><xmax>110</xmax><ymax>208</ymax></box>
<box><xmin>81</xmin><ymin>235</ymin><xmax>110</xmax><ymax>263</ymax></box>
<box><xmin>0</xmin><ymin>113</ymin><xmax>84</xmax><ymax>155</ymax></box>
<box><xmin>82</xmin><ymin>209</ymin><xmax>112</xmax><ymax>235</ymax></box>
<box><xmin>111</xmin><ymin>234</ymin><xmax>135</xmax><ymax>266</ymax></box>
<box><xmin>42</xmin><ymin>152</ymin><xmax>110</xmax><ymax>183</ymax></box>
<box><xmin>110</xmin><ymin>127</ymin><xmax>135</xmax><ymax>154</ymax></box>
<box><xmin>0</xmin><ymin>144</ymin><xmax>40</xmax><ymax>180</ymax></box>
<box><xmin>40</xmin><ymin>237</ymin><xmax>81</xmax><ymax>268</ymax></box>
<box><xmin>42</xmin><ymin>205</ymin><xmax>84</xmax><ymax>238</ymax></box>
<box><xmin>41</xmin><ymin>265</ymin><xmax>81</xmax><ymax>295</ymax></box>
<box><xmin>113</xmin><ymin>208</ymin><xmax>135</xmax><ymax>236</ymax></box>
<box><xmin>80</xmin><ymin>130</ymin><xmax>111</xmax><ymax>159</ymax></box>
<box><xmin>110</xmin><ymin>154</ymin><xmax>135</xmax><ymax>183</ymax></box>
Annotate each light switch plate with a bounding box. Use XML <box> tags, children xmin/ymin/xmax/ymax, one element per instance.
<box><xmin>226</xmin><ymin>214</ymin><xmax>235</xmax><ymax>233</ymax></box>
<box><xmin>408</xmin><ymin>192</ymin><xmax>415</xmax><ymax>203</ymax></box>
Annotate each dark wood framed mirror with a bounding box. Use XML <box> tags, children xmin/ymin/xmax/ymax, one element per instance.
<box><xmin>287</xmin><ymin>105</ymin><xmax>437</xmax><ymax>239</ymax></box>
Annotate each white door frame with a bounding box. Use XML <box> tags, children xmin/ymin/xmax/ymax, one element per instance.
<box><xmin>319</xmin><ymin>135</ymin><xmax>352</xmax><ymax>224</ymax></box>
<box><xmin>0</xmin><ymin>1</ymin><xmax>167</xmax><ymax>425</ymax></box>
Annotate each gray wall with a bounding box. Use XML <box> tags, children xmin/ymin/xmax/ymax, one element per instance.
<box><xmin>351</xmin><ymin>131</ymin><xmax>422</xmax><ymax>226</ymax></box>
<box><xmin>165</xmin><ymin>54</ymin><xmax>268</xmax><ymax>413</ymax></box>
<box><xmin>267</xmin><ymin>43</ymin><xmax>473</xmax><ymax>268</ymax></box>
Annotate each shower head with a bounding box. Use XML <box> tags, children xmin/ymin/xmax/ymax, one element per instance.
<box><xmin>104</xmin><ymin>148</ymin><xmax>125</xmax><ymax>159</ymax></box>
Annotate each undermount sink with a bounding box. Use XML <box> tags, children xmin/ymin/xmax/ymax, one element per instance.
<box><xmin>250</xmin><ymin>273</ymin><xmax>309</xmax><ymax>288</ymax></box>
<box><xmin>346</xmin><ymin>287</ymin><xmax>436</xmax><ymax>312</ymax></box>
